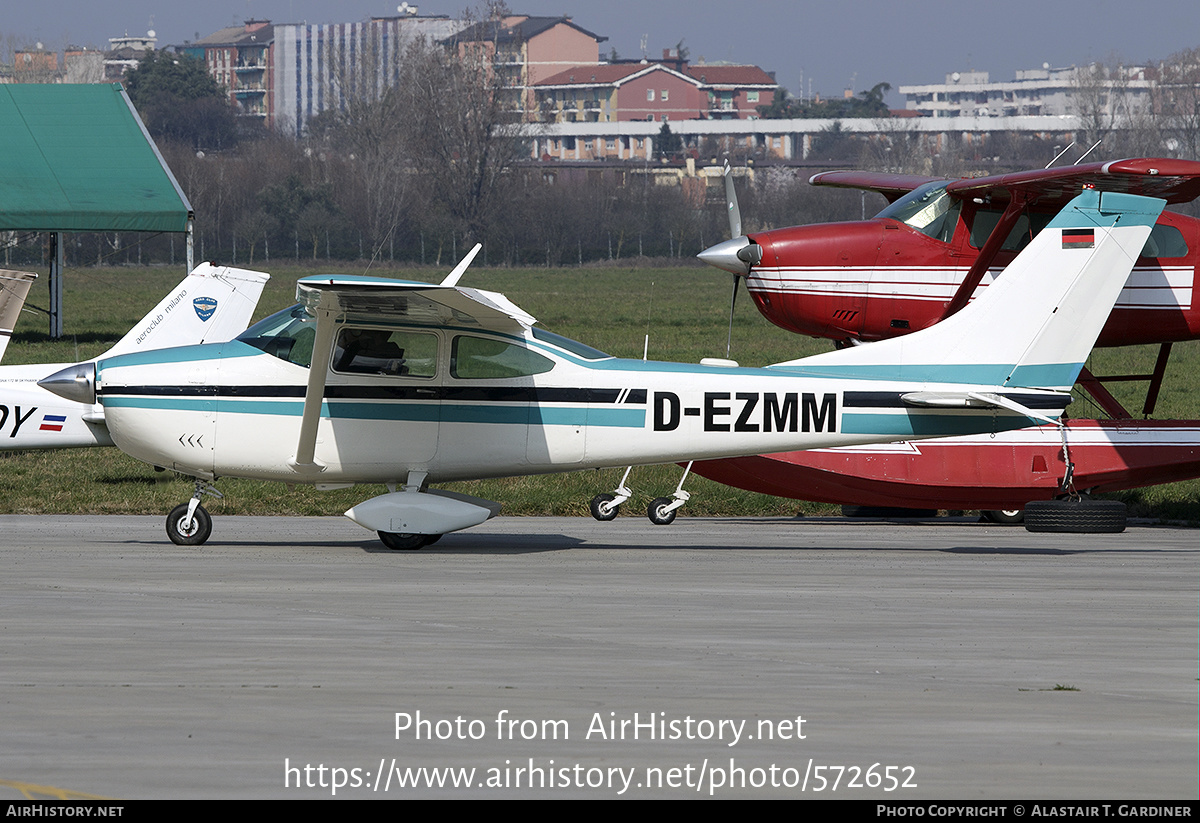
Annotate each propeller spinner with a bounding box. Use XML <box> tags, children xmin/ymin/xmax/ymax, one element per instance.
<box><xmin>697</xmin><ymin>162</ymin><xmax>763</xmax><ymax>276</ymax></box>
<box><xmin>696</xmin><ymin>235</ymin><xmax>762</xmax><ymax>276</ymax></box>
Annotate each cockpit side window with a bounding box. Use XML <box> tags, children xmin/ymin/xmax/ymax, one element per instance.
<box><xmin>332</xmin><ymin>328</ymin><xmax>438</xmax><ymax>378</ymax></box>
<box><xmin>968</xmin><ymin>209</ymin><xmax>1054</xmax><ymax>252</ymax></box>
<box><xmin>874</xmin><ymin>182</ymin><xmax>961</xmax><ymax>243</ymax></box>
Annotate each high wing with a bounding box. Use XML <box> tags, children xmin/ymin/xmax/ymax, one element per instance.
<box><xmin>807</xmin><ymin>170</ymin><xmax>943</xmax><ymax>204</ymax></box>
<box><xmin>811</xmin><ymin>157</ymin><xmax>1200</xmax><ymax>208</ymax></box>
<box><xmin>291</xmin><ymin>243</ymin><xmax>536</xmax><ymax>471</ymax></box>
<box><xmin>294</xmin><ymin>282</ymin><xmax>535</xmax><ymax>334</ymax></box>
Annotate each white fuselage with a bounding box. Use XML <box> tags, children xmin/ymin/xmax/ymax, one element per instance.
<box><xmin>96</xmin><ymin>328</ymin><xmax>1060</xmax><ymax>486</ymax></box>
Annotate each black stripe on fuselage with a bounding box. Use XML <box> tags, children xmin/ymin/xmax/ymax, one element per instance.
<box><xmin>98</xmin><ymin>384</ymin><xmax>649</xmax><ymax>404</ymax></box>
<box><xmin>843</xmin><ymin>391</ymin><xmax>1070</xmax><ymax>410</ymax></box>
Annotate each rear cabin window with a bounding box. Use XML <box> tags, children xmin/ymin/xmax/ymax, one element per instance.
<box><xmin>970</xmin><ymin>212</ymin><xmax>1189</xmax><ymax>259</ymax></box>
<box><xmin>451</xmin><ymin>335</ymin><xmax>554</xmax><ymax>379</ymax></box>
<box><xmin>1140</xmin><ymin>224</ymin><xmax>1189</xmax><ymax>258</ymax></box>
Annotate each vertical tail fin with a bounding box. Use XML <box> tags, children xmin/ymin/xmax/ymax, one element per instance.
<box><xmin>102</xmin><ymin>264</ymin><xmax>270</xmax><ymax>359</ymax></box>
<box><xmin>772</xmin><ymin>190</ymin><xmax>1164</xmax><ymax>390</ymax></box>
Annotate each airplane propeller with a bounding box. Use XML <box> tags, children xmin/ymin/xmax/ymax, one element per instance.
<box><xmin>696</xmin><ymin>162</ymin><xmax>763</xmax><ymax>278</ymax></box>
<box><xmin>696</xmin><ymin>162</ymin><xmax>764</xmax><ymax>359</ymax></box>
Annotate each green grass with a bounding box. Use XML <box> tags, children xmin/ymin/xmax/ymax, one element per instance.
<box><xmin>2</xmin><ymin>261</ymin><xmax>1198</xmax><ymax>521</ymax></box>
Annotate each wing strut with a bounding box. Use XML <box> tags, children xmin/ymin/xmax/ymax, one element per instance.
<box><xmin>290</xmin><ymin>306</ymin><xmax>338</xmax><ymax>473</ymax></box>
<box><xmin>939</xmin><ymin>193</ymin><xmax>1031</xmax><ymax>321</ymax></box>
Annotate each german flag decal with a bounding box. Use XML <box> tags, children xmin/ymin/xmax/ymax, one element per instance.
<box><xmin>1062</xmin><ymin>228</ymin><xmax>1094</xmax><ymax>248</ymax></box>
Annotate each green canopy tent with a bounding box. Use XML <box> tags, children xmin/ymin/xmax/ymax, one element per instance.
<box><xmin>0</xmin><ymin>83</ymin><xmax>193</xmax><ymax>337</ymax></box>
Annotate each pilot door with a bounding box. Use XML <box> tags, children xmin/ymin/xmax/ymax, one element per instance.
<box><xmin>318</xmin><ymin>325</ymin><xmax>442</xmax><ymax>473</ymax></box>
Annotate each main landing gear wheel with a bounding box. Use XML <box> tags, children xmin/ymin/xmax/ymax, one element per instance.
<box><xmin>1023</xmin><ymin>499</ymin><xmax>1127</xmax><ymax>534</ymax></box>
<box><xmin>982</xmin><ymin>509</ymin><xmax>1025</xmax><ymax>526</ymax></box>
<box><xmin>647</xmin><ymin>497</ymin><xmax>677</xmax><ymax>526</ymax></box>
<box><xmin>590</xmin><ymin>493</ymin><xmax>620</xmax><ymax>521</ymax></box>
<box><xmin>166</xmin><ymin>503</ymin><xmax>212</xmax><ymax>546</ymax></box>
<box><xmin>378</xmin><ymin>531</ymin><xmax>434</xmax><ymax>550</ymax></box>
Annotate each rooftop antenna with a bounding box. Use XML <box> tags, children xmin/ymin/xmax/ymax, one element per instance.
<box><xmin>1073</xmin><ymin>139</ymin><xmax>1102</xmax><ymax>165</ymax></box>
<box><xmin>1045</xmin><ymin>141</ymin><xmax>1076</xmax><ymax>168</ymax></box>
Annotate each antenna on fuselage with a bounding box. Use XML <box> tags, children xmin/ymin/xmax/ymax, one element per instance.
<box><xmin>1045</xmin><ymin>141</ymin><xmax>1076</xmax><ymax>169</ymax></box>
<box><xmin>1073</xmin><ymin>140</ymin><xmax>1103</xmax><ymax>165</ymax></box>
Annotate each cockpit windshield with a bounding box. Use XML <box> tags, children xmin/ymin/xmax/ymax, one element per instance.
<box><xmin>237</xmin><ymin>304</ymin><xmax>317</xmax><ymax>367</ymax></box>
<box><xmin>875</xmin><ymin>181</ymin><xmax>961</xmax><ymax>243</ymax></box>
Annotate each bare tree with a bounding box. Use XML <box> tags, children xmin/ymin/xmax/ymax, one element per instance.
<box><xmin>1156</xmin><ymin>47</ymin><xmax>1200</xmax><ymax>160</ymax></box>
<box><xmin>407</xmin><ymin>13</ymin><xmax>532</xmax><ymax>246</ymax></box>
<box><xmin>316</xmin><ymin>24</ymin><xmax>427</xmax><ymax>261</ymax></box>
<box><xmin>1071</xmin><ymin>57</ymin><xmax>1147</xmax><ymax>154</ymax></box>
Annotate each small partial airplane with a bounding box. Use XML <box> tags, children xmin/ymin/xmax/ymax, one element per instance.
<box><xmin>2</xmin><ymin>264</ymin><xmax>268</xmax><ymax>450</ymax></box>
<box><xmin>695</xmin><ymin>159</ymin><xmax>1200</xmax><ymax>523</ymax></box>
<box><xmin>41</xmin><ymin>191</ymin><xmax>1162</xmax><ymax>548</ymax></box>
<box><xmin>0</xmin><ymin>269</ymin><xmax>38</xmax><ymax>363</ymax></box>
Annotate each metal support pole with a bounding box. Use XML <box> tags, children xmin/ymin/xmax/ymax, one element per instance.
<box><xmin>186</xmin><ymin>216</ymin><xmax>195</xmax><ymax>274</ymax></box>
<box><xmin>49</xmin><ymin>231</ymin><xmax>64</xmax><ymax>339</ymax></box>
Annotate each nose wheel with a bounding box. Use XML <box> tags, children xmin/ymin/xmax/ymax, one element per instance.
<box><xmin>167</xmin><ymin>502</ymin><xmax>212</xmax><ymax>545</ymax></box>
<box><xmin>165</xmin><ymin>481</ymin><xmax>222</xmax><ymax>546</ymax></box>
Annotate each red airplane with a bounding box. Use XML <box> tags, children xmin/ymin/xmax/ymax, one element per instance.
<box><xmin>692</xmin><ymin>158</ymin><xmax>1200</xmax><ymax>525</ymax></box>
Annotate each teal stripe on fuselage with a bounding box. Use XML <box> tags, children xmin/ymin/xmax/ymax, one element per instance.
<box><xmin>767</xmin><ymin>361</ymin><xmax>1081</xmax><ymax>388</ymax></box>
<box><xmin>101</xmin><ymin>395</ymin><xmax>644</xmax><ymax>427</ymax></box>
<box><xmin>98</xmin><ymin>340</ymin><xmax>259</xmax><ymax>373</ymax></box>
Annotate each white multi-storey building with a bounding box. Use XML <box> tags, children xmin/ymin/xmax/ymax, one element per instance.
<box><xmin>900</xmin><ymin>65</ymin><xmax>1154</xmax><ymax>118</ymax></box>
<box><xmin>272</xmin><ymin>14</ymin><xmax>466</xmax><ymax>137</ymax></box>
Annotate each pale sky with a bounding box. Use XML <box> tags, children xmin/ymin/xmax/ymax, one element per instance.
<box><xmin>6</xmin><ymin>0</ymin><xmax>1199</xmax><ymax>105</ymax></box>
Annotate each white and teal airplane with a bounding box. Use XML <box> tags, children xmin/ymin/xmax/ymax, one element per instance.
<box><xmin>3</xmin><ymin>264</ymin><xmax>268</xmax><ymax>451</ymax></box>
<box><xmin>40</xmin><ymin>191</ymin><xmax>1163</xmax><ymax>549</ymax></box>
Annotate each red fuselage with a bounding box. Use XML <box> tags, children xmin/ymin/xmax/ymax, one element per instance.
<box><xmin>693</xmin><ymin>166</ymin><xmax>1200</xmax><ymax>511</ymax></box>
<box><xmin>746</xmin><ymin>208</ymin><xmax>1199</xmax><ymax>347</ymax></box>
